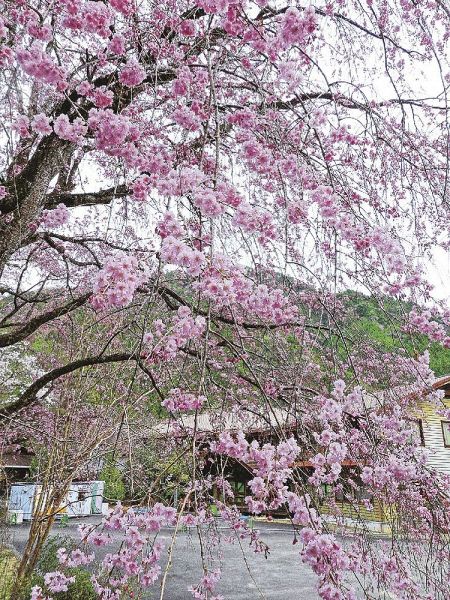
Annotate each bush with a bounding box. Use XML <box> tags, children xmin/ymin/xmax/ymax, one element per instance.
<box><xmin>99</xmin><ymin>455</ymin><xmax>126</xmax><ymax>502</ymax></box>
<box><xmin>0</xmin><ymin>548</ymin><xmax>19</xmax><ymax>599</ymax></box>
<box><xmin>19</xmin><ymin>535</ymin><xmax>97</xmax><ymax>600</ymax></box>
<box><xmin>20</xmin><ymin>569</ymin><xmax>97</xmax><ymax>600</ymax></box>
<box><xmin>36</xmin><ymin>535</ymin><xmax>75</xmax><ymax>574</ymax></box>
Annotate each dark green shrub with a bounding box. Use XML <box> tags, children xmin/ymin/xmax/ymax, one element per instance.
<box><xmin>36</xmin><ymin>535</ymin><xmax>76</xmax><ymax>574</ymax></box>
<box><xmin>99</xmin><ymin>455</ymin><xmax>126</xmax><ymax>502</ymax></box>
<box><xmin>20</xmin><ymin>569</ymin><xmax>96</xmax><ymax>600</ymax></box>
<box><xmin>19</xmin><ymin>535</ymin><xmax>96</xmax><ymax>600</ymax></box>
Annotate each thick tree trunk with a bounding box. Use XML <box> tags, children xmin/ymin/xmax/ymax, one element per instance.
<box><xmin>0</xmin><ymin>137</ymin><xmax>74</xmax><ymax>274</ymax></box>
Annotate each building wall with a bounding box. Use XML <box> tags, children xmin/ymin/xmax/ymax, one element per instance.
<box><xmin>321</xmin><ymin>497</ymin><xmax>389</xmax><ymax>524</ymax></box>
<box><xmin>420</xmin><ymin>398</ymin><xmax>450</xmax><ymax>476</ymax></box>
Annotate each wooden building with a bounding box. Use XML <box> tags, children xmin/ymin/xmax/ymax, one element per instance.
<box><xmin>419</xmin><ymin>375</ymin><xmax>450</xmax><ymax>475</ymax></box>
<box><xmin>154</xmin><ymin>375</ymin><xmax>450</xmax><ymax>531</ymax></box>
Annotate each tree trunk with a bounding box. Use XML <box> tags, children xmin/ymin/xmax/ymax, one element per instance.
<box><xmin>11</xmin><ymin>484</ymin><xmax>70</xmax><ymax>599</ymax></box>
<box><xmin>0</xmin><ymin>137</ymin><xmax>74</xmax><ymax>274</ymax></box>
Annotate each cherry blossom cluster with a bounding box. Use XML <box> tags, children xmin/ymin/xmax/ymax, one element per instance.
<box><xmin>57</xmin><ymin>547</ymin><xmax>95</xmax><ymax>567</ymax></box>
<box><xmin>369</xmin><ymin>227</ymin><xmax>406</xmax><ymax>275</ymax></box>
<box><xmin>188</xmin><ymin>570</ymin><xmax>222</xmax><ymax>600</ymax></box>
<box><xmin>132</xmin><ymin>175</ymin><xmax>151</xmax><ymax>201</ymax></box>
<box><xmin>193</xmin><ymin>189</ymin><xmax>225</xmax><ymax>217</ymax></box>
<box><xmin>245</xmin><ymin>283</ymin><xmax>298</xmax><ymax>324</ymax></box>
<box><xmin>361</xmin><ymin>457</ymin><xmax>419</xmax><ymax>490</ymax></box>
<box><xmin>277</xmin><ymin>60</ymin><xmax>304</xmax><ymax>92</ymax></box>
<box><xmin>153</xmin><ymin>166</ymin><xmax>207</xmax><ymax>198</ymax></box>
<box><xmin>53</xmin><ymin>114</ymin><xmax>87</xmax><ymax>144</ymax></box>
<box><xmin>91</xmin><ymin>255</ymin><xmax>141</xmax><ymax>310</ymax></box>
<box><xmin>31</xmin><ymin>113</ymin><xmax>53</xmax><ymax>136</ymax></box>
<box><xmin>40</xmin><ymin>203</ymin><xmax>70</xmax><ymax>229</ymax></box>
<box><xmin>0</xmin><ymin>44</ymin><xmax>13</xmax><ymax>67</ymax></box>
<box><xmin>299</xmin><ymin>528</ymin><xmax>354</xmax><ymax>600</ymax></box>
<box><xmin>211</xmin><ymin>432</ymin><xmax>303</xmax><ymax>514</ymax></box>
<box><xmin>406</xmin><ymin>309</ymin><xmax>450</xmax><ymax>347</ymax></box>
<box><xmin>31</xmin><ymin>571</ymin><xmax>75</xmax><ymax>598</ymax></box>
<box><xmin>12</xmin><ymin>115</ymin><xmax>31</xmax><ymax>138</ymax></box>
<box><xmin>44</xmin><ymin>571</ymin><xmax>75</xmax><ymax>593</ymax></box>
<box><xmin>162</xmin><ymin>388</ymin><xmax>206</xmax><ymax>412</ymax></box>
<box><xmin>16</xmin><ymin>43</ymin><xmax>67</xmax><ymax>88</ymax></box>
<box><xmin>197</xmin><ymin>262</ymin><xmax>299</xmax><ymax>325</ymax></box>
<box><xmin>373</xmin><ymin>552</ymin><xmax>423</xmax><ymax>600</ymax></box>
<box><xmin>0</xmin><ymin>16</ymin><xmax>8</xmax><ymax>39</ymax></box>
<box><xmin>61</xmin><ymin>1</ymin><xmax>113</xmax><ymax>38</ymax></box>
<box><xmin>87</xmin><ymin>109</ymin><xmax>140</xmax><ymax>156</ymax></box>
<box><xmin>119</xmin><ymin>59</ymin><xmax>146</xmax><ymax>87</ymax></box>
<box><xmin>110</xmin><ymin>0</ymin><xmax>136</xmax><ymax>17</ymax></box>
<box><xmin>108</xmin><ymin>33</ymin><xmax>126</xmax><ymax>55</ymax></box>
<box><xmin>172</xmin><ymin>66</ymin><xmax>193</xmax><ymax>97</ymax></box>
<box><xmin>310</xmin><ymin>440</ymin><xmax>348</xmax><ymax>486</ymax></box>
<box><xmin>305</xmin><ymin>382</ymin><xmax>365</xmax><ymax>486</ymax></box>
<box><xmin>76</xmin><ymin>82</ymin><xmax>114</xmax><ymax>108</ymax></box>
<box><xmin>311</xmin><ymin>186</ymin><xmax>340</xmax><ymax>220</ymax></box>
<box><xmin>156</xmin><ymin>211</ymin><xmax>184</xmax><ymax>239</ymax></box>
<box><xmin>30</xmin><ymin>586</ymin><xmax>52</xmax><ymax>600</ymax></box>
<box><xmin>172</xmin><ymin>105</ymin><xmax>202</xmax><ymax>131</ymax></box>
<box><xmin>278</xmin><ymin>7</ymin><xmax>318</xmax><ymax>49</ymax></box>
<box><xmin>241</xmin><ymin>138</ymin><xmax>275</xmax><ymax>177</ymax></box>
<box><xmin>143</xmin><ymin>306</ymin><xmax>206</xmax><ymax>362</ymax></box>
<box><xmin>160</xmin><ymin>236</ymin><xmax>205</xmax><ymax>276</ymax></box>
<box><xmin>232</xmin><ymin>203</ymin><xmax>277</xmax><ymax>244</ymax></box>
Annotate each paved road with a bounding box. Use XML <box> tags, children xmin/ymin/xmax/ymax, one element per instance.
<box><xmin>4</xmin><ymin>518</ymin><xmax>319</xmax><ymax>600</ymax></box>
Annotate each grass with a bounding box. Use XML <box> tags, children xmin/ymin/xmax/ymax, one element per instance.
<box><xmin>0</xmin><ymin>547</ymin><xmax>19</xmax><ymax>600</ymax></box>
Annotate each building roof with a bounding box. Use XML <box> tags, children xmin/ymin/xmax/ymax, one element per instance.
<box><xmin>1</xmin><ymin>453</ymin><xmax>34</xmax><ymax>468</ymax></box>
<box><xmin>433</xmin><ymin>375</ymin><xmax>450</xmax><ymax>396</ymax></box>
<box><xmin>151</xmin><ymin>405</ymin><xmax>299</xmax><ymax>437</ymax></box>
<box><xmin>152</xmin><ymin>375</ymin><xmax>450</xmax><ymax>438</ymax></box>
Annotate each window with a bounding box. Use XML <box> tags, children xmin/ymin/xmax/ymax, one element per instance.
<box><xmin>334</xmin><ymin>472</ymin><xmax>371</xmax><ymax>503</ymax></box>
<box><xmin>441</xmin><ymin>421</ymin><xmax>450</xmax><ymax>448</ymax></box>
<box><xmin>407</xmin><ymin>419</ymin><xmax>425</xmax><ymax>446</ymax></box>
<box><xmin>335</xmin><ymin>483</ymin><xmax>371</xmax><ymax>503</ymax></box>
<box><xmin>231</xmin><ymin>480</ymin><xmax>247</xmax><ymax>503</ymax></box>
<box><xmin>77</xmin><ymin>488</ymin><xmax>89</xmax><ymax>501</ymax></box>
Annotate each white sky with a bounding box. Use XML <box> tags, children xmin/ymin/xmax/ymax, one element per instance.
<box><xmin>428</xmin><ymin>248</ymin><xmax>450</xmax><ymax>302</ymax></box>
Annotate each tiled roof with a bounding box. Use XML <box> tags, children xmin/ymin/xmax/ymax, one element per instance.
<box><xmin>1</xmin><ymin>453</ymin><xmax>34</xmax><ymax>468</ymax></box>
<box><xmin>151</xmin><ymin>375</ymin><xmax>450</xmax><ymax>438</ymax></box>
<box><xmin>151</xmin><ymin>405</ymin><xmax>298</xmax><ymax>437</ymax></box>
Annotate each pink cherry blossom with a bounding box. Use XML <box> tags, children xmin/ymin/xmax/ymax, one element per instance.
<box><xmin>31</xmin><ymin>113</ymin><xmax>52</xmax><ymax>136</ymax></box>
<box><xmin>17</xmin><ymin>43</ymin><xmax>67</xmax><ymax>87</ymax></box>
<box><xmin>162</xmin><ymin>388</ymin><xmax>206</xmax><ymax>412</ymax></box>
<box><xmin>53</xmin><ymin>115</ymin><xmax>87</xmax><ymax>144</ymax></box>
<box><xmin>43</xmin><ymin>571</ymin><xmax>75</xmax><ymax>593</ymax></box>
<box><xmin>119</xmin><ymin>59</ymin><xmax>146</xmax><ymax>87</ymax></box>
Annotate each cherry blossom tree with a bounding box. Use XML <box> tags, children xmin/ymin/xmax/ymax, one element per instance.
<box><xmin>0</xmin><ymin>0</ymin><xmax>450</xmax><ymax>599</ymax></box>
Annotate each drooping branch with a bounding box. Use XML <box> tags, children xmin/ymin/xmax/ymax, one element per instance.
<box><xmin>0</xmin><ymin>292</ymin><xmax>91</xmax><ymax>348</ymax></box>
<box><xmin>0</xmin><ymin>351</ymin><xmax>140</xmax><ymax>420</ymax></box>
<box><xmin>155</xmin><ymin>282</ymin><xmax>337</xmax><ymax>335</ymax></box>
<box><xmin>257</xmin><ymin>5</ymin><xmax>424</xmax><ymax>57</ymax></box>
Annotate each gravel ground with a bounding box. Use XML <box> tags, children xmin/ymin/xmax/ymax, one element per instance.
<box><xmin>4</xmin><ymin>517</ymin><xmax>320</xmax><ymax>600</ymax></box>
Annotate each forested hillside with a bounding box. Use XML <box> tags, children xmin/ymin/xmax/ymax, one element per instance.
<box><xmin>338</xmin><ymin>291</ymin><xmax>450</xmax><ymax>376</ymax></box>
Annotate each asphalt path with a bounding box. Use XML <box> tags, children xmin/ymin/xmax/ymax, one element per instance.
<box><xmin>4</xmin><ymin>517</ymin><xmax>320</xmax><ymax>599</ymax></box>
